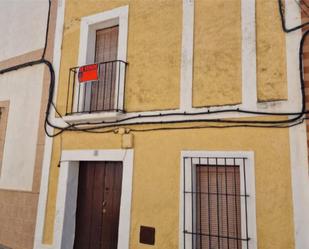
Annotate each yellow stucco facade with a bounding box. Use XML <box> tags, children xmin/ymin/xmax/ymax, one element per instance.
<box><xmin>42</xmin><ymin>1</ymin><xmax>296</xmax><ymax>249</ymax></box>
<box><xmin>193</xmin><ymin>0</ymin><xmax>242</xmax><ymax>107</ymax></box>
<box><xmin>57</xmin><ymin>0</ymin><xmax>182</xmax><ymax>113</ymax></box>
<box><xmin>44</xmin><ymin>124</ymin><xmax>295</xmax><ymax>249</ymax></box>
<box><xmin>256</xmin><ymin>0</ymin><xmax>288</xmax><ymax>101</ymax></box>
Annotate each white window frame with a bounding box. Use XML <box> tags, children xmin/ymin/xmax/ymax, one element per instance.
<box><xmin>179</xmin><ymin>151</ymin><xmax>257</xmax><ymax>249</ymax></box>
<box><xmin>69</xmin><ymin>6</ymin><xmax>129</xmax><ymax>121</ymax></box>
<box><xmin>53</xmin><ymin>149</ymin><xmax>134</xmax><ymax>249</ymax></box>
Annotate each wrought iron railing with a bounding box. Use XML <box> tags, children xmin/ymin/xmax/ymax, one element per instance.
<box><xmin>65</xmin><ymin>60</ymin><xmax>127</xmax><ymax>115</ymax></box>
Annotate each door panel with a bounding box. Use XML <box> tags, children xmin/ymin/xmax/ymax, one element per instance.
<box><xmin>74</xmin><ymin>161</ymin><xmax>123</xmax><ymax>249</ymax></box>
<box><xmin>91</xmin><ymin>26</ymin><xmax>119</xmax><ymax>111</ymax></box>
<box><xmin>101</xmin><ymin>162</ymin><xmax>123</xmax><ymax>249</ymax></box>
<box><xmin>89</xmin><ymin>162</ymin><xmax>106</xmax><ymax>249</ymax></box>
<box><xmin>74</xmin><ymin>162</ymin><xmax>95</xmax><ymax>249</ymax></box>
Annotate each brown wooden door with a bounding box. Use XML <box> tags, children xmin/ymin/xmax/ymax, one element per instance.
<box><xmin>74</xmin><ymin>161</ymin><xmax>123</xmax><ymax>249</ymax></box>
<box><xmin>91</xmin><ymin>26</ymin><xmax>119</xmax><ymax>112</ymax></box>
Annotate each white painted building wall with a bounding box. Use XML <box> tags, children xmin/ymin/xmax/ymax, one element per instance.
<box><xmin>0</xmin><ymin>0</ymin><xmax>48</xmax><ymax>61</ymax></box>
<box><xmin>0</xmin><ymin>65</ymin><xmax>44</xmax><ymax>190</ymax></box>
<box><xmin>0</xmin><ymin>0</ymin><xmax>49</xmax><ymax>191</ymax></box>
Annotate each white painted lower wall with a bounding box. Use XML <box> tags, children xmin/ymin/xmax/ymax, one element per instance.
<box><xmin>285</xmin><ymin>1</ymin><xmax>309</xmax><ymax>248</ymax></box>
<box><xmin>289</xmin><ymin>123</ymin><xmax>309</xmax><ymax>249</ymax></box>
<box><xmin>0</xmin><ymin>65</ymin><xmax>45</xmax><ymax>190</ymax></box>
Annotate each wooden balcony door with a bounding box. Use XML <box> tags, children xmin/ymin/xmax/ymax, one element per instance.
<box><xmin>90</xmin><ymin>26</ymin><xmax>119</xmax><ymax>112</ymax></box>
<box><xmin>73</xmin><ymin>161</ymin><xmax>123</xmax><ymax>249</ymax></box>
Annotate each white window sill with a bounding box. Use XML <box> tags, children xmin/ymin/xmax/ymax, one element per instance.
<box><xmin>63</xmin><ymin>111</ymin><xmax>122</xmax><ymax>124</ymax></box>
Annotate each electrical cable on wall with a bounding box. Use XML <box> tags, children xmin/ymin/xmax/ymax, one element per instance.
<box><xmin>46</xmin><ymin>0</ymin><xmax>309</xmax><ymax>134</ymax></box>
<box><xmin>0</xmin><ymin>0</ymin><xmax>309</xmax><ymax>137</ymax></box>
<box><xmin>279</xmin><ymin>0</ymin><xmax>309</xmax><ymax>32</ymax></box>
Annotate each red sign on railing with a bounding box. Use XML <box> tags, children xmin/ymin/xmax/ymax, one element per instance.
<box><xmin>78</xmin><ymin>64</ymin><xmax>98</xmax><ymax>83</ymax></box>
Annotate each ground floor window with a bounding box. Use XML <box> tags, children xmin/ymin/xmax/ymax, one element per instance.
<box><xmin>181</xmin><ymin>152</ymin><xmax>257</xmax><ymax>249</ymax></box>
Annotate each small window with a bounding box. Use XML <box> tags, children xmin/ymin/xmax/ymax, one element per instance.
<box><xmin>195</xmin><ymin>165</ymin><xmax>242</xmax><ymax>249</ymax></box>
<box><xmin>0</xmin><ymin>101</ymin><xmax>9</xmax><ymax>175</ymax></box>
<box><xmin>182</xmin><ymin>154</ymin><xmax>257</xmax><ymax>249</ymax></box>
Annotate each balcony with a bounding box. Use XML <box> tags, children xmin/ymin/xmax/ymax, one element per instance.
<box><xmin>65</xmin><ymin>60</ymin><xmax>128</xmax><ymax>117</ymax></box>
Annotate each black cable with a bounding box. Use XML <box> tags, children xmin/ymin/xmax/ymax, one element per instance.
<box><xmin>46</xmin><ymin>1</ymin><xmax>309</xmax><ymax>131</ymax></box>
<box><xmin>294</xmin><ymin>0</ymin><xmax>309</xmax><ymax>18</ymax></box>
<box><xmin>278</xmin><ymin>0</ymin><xmax>309</xmax><ymax>32</ymax></box>
<box><xmin>0</xmin><ymin>0</ymin><xmax>65</xmax><ymax>137</ymax></box>
<box><xmin>129</xmin><ymin>120</ymin><xmax>306</xmax><ymax>132</ymax></box>
<box><xmin>64</xmin><ymin>116</ymin><xmax>302</xmax><ymax>132</ymax></box>
<box><xmin>29</xmin><ymin>0</ymin><xmax>307</xmax><ymax>134</ymax></box>
<box><xmin>1</xmin><ymin>0</ymin><xmax>309</xmax><ymax>138</ymax></box>
<box><xmin>80</xmin><ymin>117</ymin><xmax>306</xmax><ymax>134</ymax></box>
<box><xmin>41</xmin><ymin>0</ymin><xmax>51</xmax><ymax>60</ymax></box>
<box><xmin>43</xmin><ymin>5</ymin><xmax>309</xmax><ymax>134</ymax></box>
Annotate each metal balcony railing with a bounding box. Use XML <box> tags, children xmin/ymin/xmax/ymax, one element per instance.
<box><xmin>65</xmin><ymin>60</ymin><xmax>127</xmax><ymax>115</ymax></box>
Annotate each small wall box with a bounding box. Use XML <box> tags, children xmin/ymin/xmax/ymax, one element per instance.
<box><xmin>139</xmin><ymin>225</ymin><xmax>155</xmax><ymax>245</ymax></box>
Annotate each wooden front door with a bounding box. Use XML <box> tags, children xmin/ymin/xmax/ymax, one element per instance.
<box><xmin>74</xmin><ymin>161</ymin><xmax>123</xmax><ymax>249</ymax></box>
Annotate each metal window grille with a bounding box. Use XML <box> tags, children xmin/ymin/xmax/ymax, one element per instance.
<box><xmin>183</xmin><ymin>156</ymin><xmax>250</xmax><ymax>249</ymax></box>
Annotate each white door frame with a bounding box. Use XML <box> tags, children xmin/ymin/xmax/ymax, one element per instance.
<box><xmin>53</xmin><ymin>149</ymin><xmax>134</xmax><ymax>249</ymax></box>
